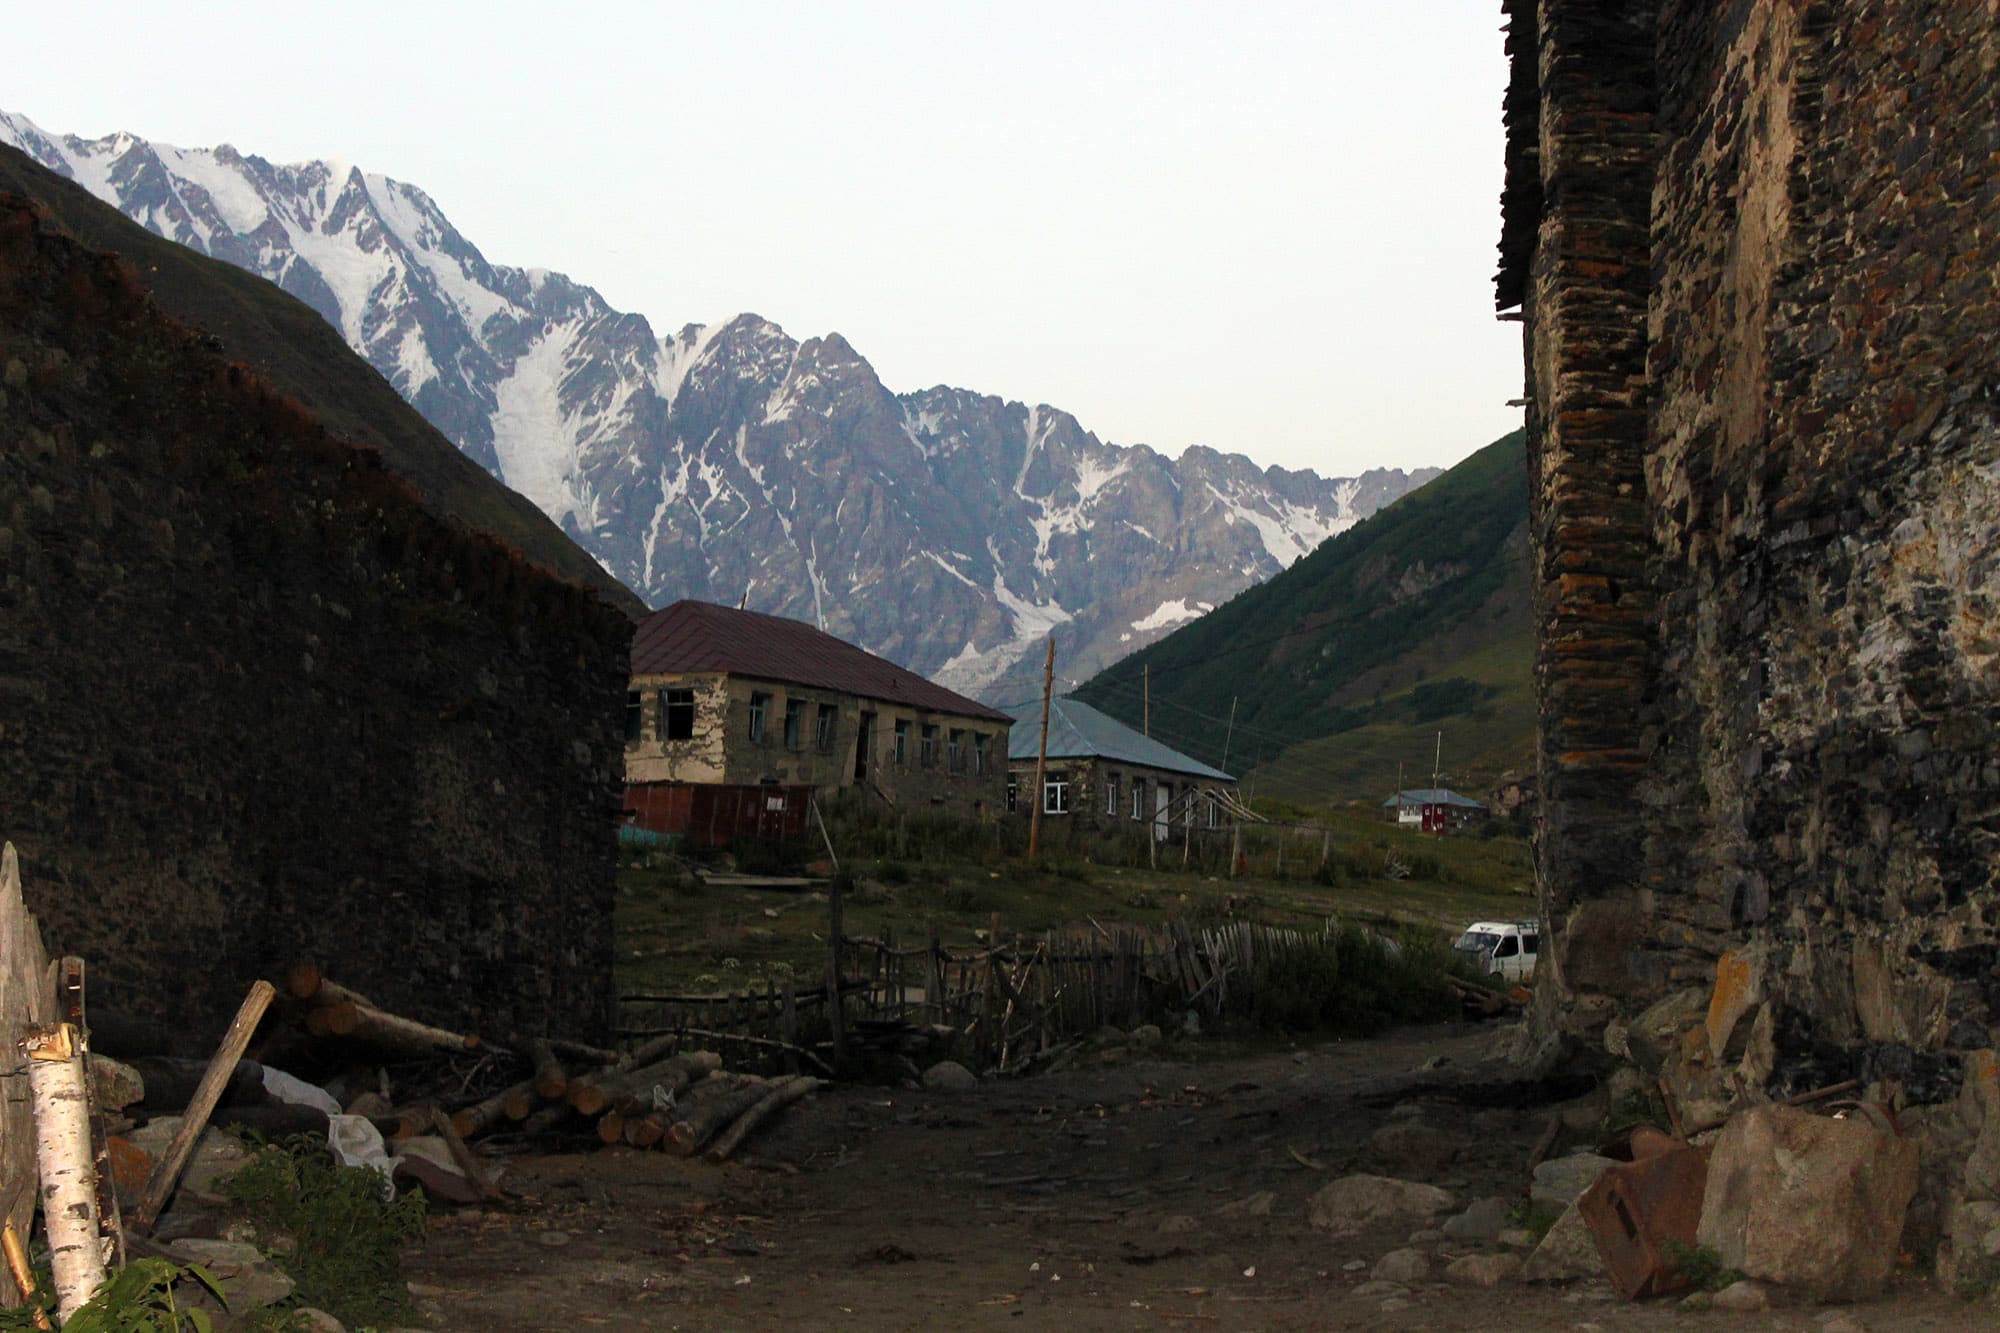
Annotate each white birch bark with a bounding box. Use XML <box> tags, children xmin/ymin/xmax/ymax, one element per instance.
<box><xmin>22</xmin><ymin>1024</ymin><xmax>105</xmax><ymax>1321</ymax></box>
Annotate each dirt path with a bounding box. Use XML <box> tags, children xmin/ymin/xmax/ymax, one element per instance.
<box><xmin>407</xmin><ymin>1026</ymin><xmax>1969</xmax><ymax>1331</ymax></box>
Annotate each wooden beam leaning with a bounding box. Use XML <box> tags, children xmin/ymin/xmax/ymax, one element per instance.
<box><xmin>129</xmin><ymin>980</ymin><xmax>277</xmax><ymax>1234</ymax></box>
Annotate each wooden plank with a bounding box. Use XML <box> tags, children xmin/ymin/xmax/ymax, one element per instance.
<box><xmin>0</xmin><ymin>843</ymin><xmax>53</xmax><ymax>1278</ymax></box>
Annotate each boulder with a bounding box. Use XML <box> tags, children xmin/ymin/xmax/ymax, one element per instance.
<box><xmin>1696</xmin><ymin>1104</ymin><xmax>1919</xmax><ymax>1300</ymax></box>
<box><xmin>1441</xmin><ymin>1195</ymin><xmax>1513</xmax><ymax>1242</ymax></box>
<box><xmin>125</xmin><ymin>1121</ymin><xmax>249</xmax><ymax>1207</ymax></box>
<box><xmin>1444</xmin><ymin>1253</ymin><xmax>1520</xmax><ymax>1286</ymax></box>
<box><xmin>292</xmin><ymin>1312</ymin><xmax>347</xmax><ymax>1333</ymax></box>
<box><xmin>922</xmin><ymin>1061</ymin><xmax>978</xmax><ymax>1092</ymax></box>
<box><xmin>1371</xmin><ymin>1248</ymin><xmax>1430</xmax><ymax>1284</ymax></box>
<box><xmin>165</xmin><ymin>1239</ymin><xmax>295</xmax><ymax>1312</ymax></box>
<box><xmin>1530</xmin><ymin>1154</ymin><xmax>1617</xmax><ymax>1211</ymax></box>
<box><xmin>1520</xmin><ymin>1203</ymin><xmax>1605</xmax><ymax>1283</ymax></box>
<box><xmin>1308</xmin><ymin>1175</ymin><xmax>1455</xmax><ymax>1237</ymax></box>
<box><xmin>1368</xmin><ymin>1122</ymin><xmax>1459</xmax><ymax>1172</ymax></box>
<box><xmin>91</xmin><ymin>1055</ymin><xmax>145</xmax><ymax>1112</ymax></box>
<box><xmin>1130</xmin><ymin>1024</ymin><xmax>1163</xmax><ymax>1048</ymax></box>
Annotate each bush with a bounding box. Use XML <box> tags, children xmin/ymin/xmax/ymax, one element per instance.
<box><xmin>1235</xmin><ymin>924</ymin><xmax>1460</xmax><ymax>1036</ymax></box>
<box><xmin>876</xmin><ymin>859</ymin><xmax>912</xmax><ymax>884</ymax></box>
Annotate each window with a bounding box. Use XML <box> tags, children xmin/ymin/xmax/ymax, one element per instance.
<box><xmin>920</xmin><ymin>723</ymin><xmax>939</xmax><ymax>769</ymax></box>
<box><xmin>1206</xmin><ymin>794</ymin><xmax>1220</xmax><ymax>827</ymax></box>
<box><xmin>1006</xmin><ymin>778</ymin><xmax>1018</xmax><ymax>812</ymax></box>
<box><xmin>1131</xmin><ymin>781</ymin><xmax>1146</xmax><ymax>821</ymax></box>
<box><xmin>947</xmin><ymin>729</ymin><xmax>964</xmax><ymax>773</ymax></box>
<box><xmin>1043</xmin><ymin>772</ymin><xmax>1070</xmax><ymax>815</ymax></box>
<box><xmin>815</xmin><ymin>703</ymin><xmax>838</xmax><ymax>753</ymax></box>
<box><xmin>748</xmin><ymin>691</ymin><xmax>770</xmax><ymax>742</ymax></box>
<box><xmin>894</xmin><ymin>719</ymin><xmax>911</xmax><ymax>766</ymax></box>
<box><xmin>660</xmin><ymin>687</ymin><xmax>695</xmax><ymax>741</ymax></box>
<box><xmin>1495</xmin><ymin>937</ymin><xmax>1519</xmax><ymax>959</ymax></box>
<box><xmin>1523</xmin><ymin>934</ymin><xmax>1539</xmax><ymax>957</ymax></box>
<box><xmin>1106</xmin><ymin>774</ymin><xmax>1120</xmax><ymax>817</ymax></box>
<box><xmin>973</xmin><ymin>733</ymin><xmax>989</xmax><ymax>775</ymax></box>
<box><xmin>783</xmin><ymin>699</ymin><xmax>804</xmax><ymax>750</ymax></box>
<box><xmin>624</xmin><ymin>691</ymin><xmax>643</xmax><ymax>742</ymax></box>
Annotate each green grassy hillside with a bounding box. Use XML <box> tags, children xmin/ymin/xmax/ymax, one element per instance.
<box><xmin>1076</xmin><ymin>430</ymin><xmax>1533</xmax><ymax>807</ymax></box>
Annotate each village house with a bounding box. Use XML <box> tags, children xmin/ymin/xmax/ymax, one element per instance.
<box><xmin>1006</xmin><ymin>697</ymin><xmax>1237</xmax><ymax>840</ymax></box>
<box><xmin>1381</xmin><ymin>787</ymin><xmax>1490</xmax><ymax>832</ymax></box>
<box><xmin>623</xmin><ymin>601</ymin><xmax>1012</xmax><ymax>842</ymax></box>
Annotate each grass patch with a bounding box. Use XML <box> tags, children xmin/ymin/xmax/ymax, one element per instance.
<box><xmin>1234</xmin><ymin>923</ymin><xmax>1465</xmax><ymax>1036</ymax></box>
<box><xmin>1663</xmin><ymin>1241</ymin><xmax>1745</xmax><ymax>1292</ymax></box>
<box><xmin>221</xmin><ymin>1135</ymin><xmax>426</xmax><ymax>1328</ymax></box>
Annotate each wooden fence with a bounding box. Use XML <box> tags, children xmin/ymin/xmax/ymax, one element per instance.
<box><xmin>616</xmin><ymin>916</ymin><xmax>1354</xmax><ymax>1076</ymax></box>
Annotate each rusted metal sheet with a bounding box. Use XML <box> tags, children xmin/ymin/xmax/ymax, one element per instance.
<box><xmin>623</xmin><ymin>783</ymin><xmax>813</xmax><ymax>850</ymax></box>
<box><xmin>1577</xmin><ymin>1142</ymin><xmax>1711</xmax><ymax>1300</ymax></box>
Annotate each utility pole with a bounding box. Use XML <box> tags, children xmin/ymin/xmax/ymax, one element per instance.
<box><xmin>1221</xmin><ymin>696</ymin><xmax>1238</xmax><ymax>772</ymax></box>
<box><xmin>1142</xmin><ymin>664</ymin><xmax>1150</xmax><ymax>738</ymax></box>
<box><xmin>1028</xmin><ymin>636</ymin><xmax>1054</xmax><ymax>859</ymax></box>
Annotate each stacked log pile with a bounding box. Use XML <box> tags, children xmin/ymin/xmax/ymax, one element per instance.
<box><xmin>263</xmin><ymin>964</ymin><xmax>823</xmax><ymax>1166</ymax></box>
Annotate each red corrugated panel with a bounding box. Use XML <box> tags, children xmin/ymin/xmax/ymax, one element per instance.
<box><xmin>625</xmin><ymin>782</ymin><xmax>813</xmax><ymax>850</ymax></box>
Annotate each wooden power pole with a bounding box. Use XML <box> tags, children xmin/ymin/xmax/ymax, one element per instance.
<box><xmin>1028</xmin><ymin>636</ymin><xmax>1055</xmax><ymax>859</ymax></box>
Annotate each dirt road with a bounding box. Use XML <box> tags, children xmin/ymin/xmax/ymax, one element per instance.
<box><xmin>406</xmin><ymin>1025</ymin><xmax>1969</xmax><ymax>1331</ymax></box>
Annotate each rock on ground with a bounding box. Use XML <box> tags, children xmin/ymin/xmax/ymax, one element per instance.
<box><xmin>1711</xmin><ymin>1279</ymin><xmax>1771</xmax><ymax>1312</ymax></box>
<box><xmin>1698</xmin><ymin>1103</ymin><xmax>1918</xmax><ymax>1300</ymax></box>
<box><xmin>165</xmin><ymin>1238</ymin><xmax>295</xmax><ymax>1311</ymax></box>
<box><xmin>1445</xmin><ymin>1253</ymin><xmax>1521</xmax><ymax>1286</ymax></box>
<box><xmin>1308</xmin><ymin>1175</ymin><xmax>1456</xmax><ymax>1237</ymax></box>
<box><xmin>1371</xmin><ymin>1248</ymin><xmax>1431</xmax><ymax>1284</ymax></box>
<box><xmin>1215</xmin><ymin>1190</ymin><xmax>1276</xmax><ymax>1218</ymax></box>
<box><xmin>1442</xmin><ymin>1195</ymin><xmax>1513</xmax><ymax>1241</ymax></box>
<box><xmin>1368</xmin><ymin>1121</ymin><xmax>1460</xmax><ymax>1172</ymax></box>
<box><xmin>1521</xmin><ymin>1203</ymin><xmax>1606</xmax><ymax>1283</ymax></box>
<box><xmin>1530</xmin><ymin>1154</ymin><xmax>1616</xmax><ymax>1211</ymax></box>
<box><xmin>922</xmin><ymin>1061</ymin><xmax>978</xmax><ymax>1091</ymax></box>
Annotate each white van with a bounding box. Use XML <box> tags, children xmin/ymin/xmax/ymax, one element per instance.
<box><xmin>1454</xmin><ymin>919</ymin><xmax>1540</xmax><ymax>983</ymax></box>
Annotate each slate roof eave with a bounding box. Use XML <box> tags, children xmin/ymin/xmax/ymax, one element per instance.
<box><xmin>1005</xmin><ymin>696</ymin><xmax>1234</xmax><ymax>783</ymax></box>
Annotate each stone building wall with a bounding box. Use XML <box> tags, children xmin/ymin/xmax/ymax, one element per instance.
<box><xmin>0</xmin><ymin>194</ymin><xmax>630</xmax><ymax>1043</ymax></box>
<box><xmin>1502</xmin><ymin>0</ymin><xmax>2000</xmax><ymax>1254</ymax></box>
<box><xmin>627</xmin><ymin>672</ymin><xmax>1009</xmax><ymax>820</ymax></box>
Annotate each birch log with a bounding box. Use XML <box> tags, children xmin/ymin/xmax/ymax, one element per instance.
<box><xmin>22</xmin><ymin>1023</ymin><xmax>106</xmax><ymax>1320</ymax></box>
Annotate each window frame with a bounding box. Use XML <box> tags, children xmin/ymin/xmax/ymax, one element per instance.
<box><xmin>1043</xmin><ymin>771</ymin><xmax>1070</xmax><ymax>815</ymax></box>
<box><xmin>919</xmin><ymin>723</ymin><xmax>939</xmax><ymax>769</ymax></box>
<box><xmin>747</xmin><ymin>691</ymin><xmax>770</xmax><ymax>742</ymax></box>
<box><xmin>893</xmin><ymin>718</ymin><xmax>911</xmax><ymax>766</ymax></box>
<box><xmin>947</xmin><ymin>728</ymin><xmax>964</xmax><ymax>774</ymax></box>
<box><xmin>972</xmin><ymin>732</ymin><xmax>989</xmax><ymax>775</ymax></box>
<box><xmin>660</xmin><ymin>687</ymin><xmax>696</xmax><ymax>741</ymax></box>
<box><xmin>624</xmin><ymin>691</ymin><xmax>643</xmax><ymax>743</ymax></box>
<box><xmin>783</xmin><ymin>699</ymin><xmax>805</xmax><ymax>751</ymax></box>
<box><xmin>814</xmin><ymin>703</ymin><xmax>839</xmax><ymax>754</ymax></box>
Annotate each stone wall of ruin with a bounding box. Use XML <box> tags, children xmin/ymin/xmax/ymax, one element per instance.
<box><xmin>1506</xmin><ymin>0</ymin><xmax>2000</xmax><ymax>1135</ymax></box>
<box><xmin>0</xmin><ymin>195</ymin><xmax>631</xmax><ymax>1045</ymax></box>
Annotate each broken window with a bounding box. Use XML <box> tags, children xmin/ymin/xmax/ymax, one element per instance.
<box><xmin>624</xmin><ymin>691</ymin><xmax>643</xmax><ymax>742</ymax></box>
<box><xmin>660</xmin><ymin>687</ymin><xmax>695</xmax><ymax>741</ymax></box>
<box><xmin>947</xmin><ymin>729</ymin><xmax>964</xmax><ymax>773</ymax></box>
<box><xmin>748</xmin><ymin>691</ymin><xmax>770</xmax><ymax>742</ymax></box>
<box><xmin>783</xmin><ymin>699</ymin><xmax>804</xmax><ymax>750</ymax></box>
<box><xmin>920</xmin><ymin>724</ymin><xmax>939</xmax><ymax>768</ymax></box>
<box><xmin>1043</xmin><ymin>772</ymin><xmax>1069</xmax><ymax>815</ymax></box>
<box><xmin>973</xmin><ymin>732</ymin><xmax>989</xmax><ymax>775</ymax></box>
<box><xmin>894</xmin><ymin>719</ymin><xmax>911</xmax><ymax>766</ymax></box>
<box><xmin>815</xmin><ymin>703</ymin><xmax>838</xmax><ymax>753</ymax></box>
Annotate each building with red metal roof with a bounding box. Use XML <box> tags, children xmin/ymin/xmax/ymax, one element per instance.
<box><xmin>623</xmin><ymin>601</ymin><xmax>1012</xmax><ymax>841</ymax></box>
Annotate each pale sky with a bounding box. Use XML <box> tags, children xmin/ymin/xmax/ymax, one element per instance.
<box><xmin>5</xmin><ymin>1</ymin><xmax>1522</xmax><ymax>477</ymax></box>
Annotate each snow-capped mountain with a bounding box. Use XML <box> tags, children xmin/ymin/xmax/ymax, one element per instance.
<box><xmin>1</xmin><ymin>111</ymin><xmax>1438</xmax><ymax>701</ymax></box>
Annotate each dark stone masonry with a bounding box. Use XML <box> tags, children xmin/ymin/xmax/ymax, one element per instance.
<box><xmin>0</xmin><ymin>194</ymin><xmax>631</xmax><ymax>1042</ymax></box>
<box><xmin>1501</xmin><ymin>0</ymin><xmax>2000</xmax><ymax>1261</ymax></box>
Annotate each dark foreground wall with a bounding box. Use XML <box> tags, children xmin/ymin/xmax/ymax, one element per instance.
<box><xmin>0</xmin><ymin>195</ymin><xmax>630</xmax><ymax>1040</ymax></box>
<box><xmin>1502</xmin><ymin>0</ymin><xmax>1999</xmax><ymax>1250</ymax></box>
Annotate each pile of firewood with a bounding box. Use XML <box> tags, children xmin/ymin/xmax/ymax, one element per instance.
<box><xmin>268</xmin><ymin>964</ymin><xmax>823</xmax><ymax>1165</ymax></box>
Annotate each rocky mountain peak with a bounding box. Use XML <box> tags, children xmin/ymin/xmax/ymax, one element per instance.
<box><xmin>0</xmin><ymin>108</ymin><xmax>1443</xmax><ymax>701</ymax></box>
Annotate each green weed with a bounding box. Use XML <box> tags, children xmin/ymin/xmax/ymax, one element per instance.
<box><xmin>221</xmin><ymin>1135</ymin><xmax>426</xmax><ymax>1328</ymax></box>
<box><xmin>1662</xmin><ymin>1241</ymin><xmax>1745</xmax><ymax>1292</ymax></box>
